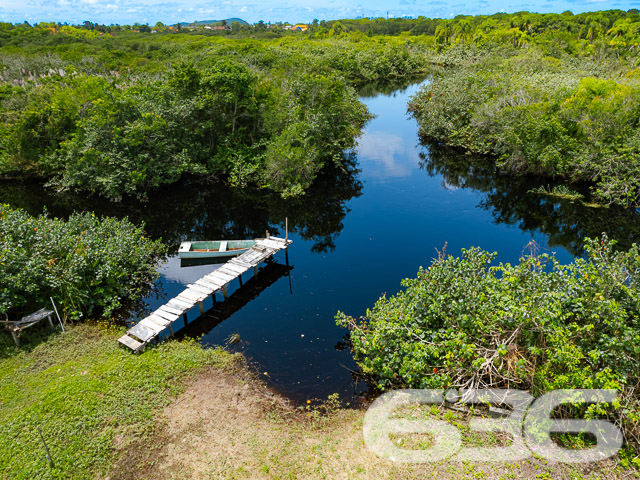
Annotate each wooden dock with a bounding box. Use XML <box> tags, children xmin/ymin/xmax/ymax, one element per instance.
<box><xmin>118</xmin><ymin>236</ymin><xmax>291</xmax><ymax>352</ymax></box>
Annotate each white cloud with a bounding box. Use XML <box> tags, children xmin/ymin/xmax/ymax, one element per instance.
<box><xmin>357</xmin><ymin>131</ymin><xmax>416</xmax><ymax>180</ymax></box>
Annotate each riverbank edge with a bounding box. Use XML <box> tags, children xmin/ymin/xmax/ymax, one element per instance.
<box><xmin>1</xmin><ymin>324</ymin><xmax>634</xmax><ymax>479</ymax></box>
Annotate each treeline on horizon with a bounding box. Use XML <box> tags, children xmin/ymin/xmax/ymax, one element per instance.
<box><xmin>2</xmin><ymin>8</ymin><xmax>640</xmax><ymax>44</ymax></box>
<box><xmin>1</xmin><ymin>9</ymin><xmax>640</xmax><ymax>205</ymax></box>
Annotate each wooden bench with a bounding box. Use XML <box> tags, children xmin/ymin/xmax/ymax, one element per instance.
<box><xmin>3</xmin><ymin>308</ymin><xmax>55</xmax><ymax>347</ymax></box>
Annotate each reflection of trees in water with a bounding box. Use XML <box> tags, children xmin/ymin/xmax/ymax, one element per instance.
<box><xmin>420</xmin><ymin>143</ymin><xmax>640</xmax><ymax>256</ymax></box>
<box><xmin>0</xmin><ymin>153</ymin><xmax>362</xmax><ymax>254</ymax></box>
<box><xmin>357</xmin><ymin>74</ymin><xmax>430</xmax><ymax>99</ymax></box>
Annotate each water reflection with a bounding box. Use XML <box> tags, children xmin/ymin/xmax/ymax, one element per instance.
<box><xmin>0</xmin><ymin>153</ymin><xmax>362</xmax><ymax>254</ymax></box>
<box><xmin>420</xmin><ymin>143</ymin><xmax>640</xmax><ymax>256</ymax></box>
<box><xmin>357</xmin><ymin>74</ymin><xmax>431</xmax><ymax>99</ymax></box>
<box><xmin>356</xmin><ymin>131</ymin><xmax>416</xmax><ymax>180</ymax></box>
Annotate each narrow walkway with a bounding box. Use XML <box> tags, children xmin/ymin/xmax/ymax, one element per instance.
<box><xmin>118</xmin><ymin>236</ymin><xmax>291</xmax><ymax>352</ymax></box>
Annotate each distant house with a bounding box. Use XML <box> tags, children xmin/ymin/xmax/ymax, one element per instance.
<box><xmin>204</xmin><ymin>26</ymin><xmax>212</xmax><ymax>29</ymax></box>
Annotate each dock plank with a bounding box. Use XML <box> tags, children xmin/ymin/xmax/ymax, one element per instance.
<box><xmin>202</xmin><ymin>274</ymin><xmax>228</xmax><ymax>285</ymax></box>
<box><xmin>178</xmin><ymin>293</ymin><xmax>207</xmax><ymax>304</ymax></box>
<box><xmin>187</xmin><ymin>284</ymin><xmax>214</xmax><ymax>295</ymax></box>
<box><xmin>158</xmin><ymin>305</ymin><xmax>184</xmax><ymax>316</ymax></box>
<box><xmin>196</xmin><ymin>279</ymin><xmax>222</xmax><ymax>290</ymax></box>
<box><xmin>154</xmin><ymin>309</ymin><xmax>180</xmax><ymax>322</ymax></box>
<box><xmin>178</xmin><ymin>289</ymin><xmax>207</xmax><ymax>301</ymax></box>
<box><xmin>118</xmin><ymin>335</ymin><xmax>143</xmax><ymax>351</ymax></box>
<box><xmin>128</xmin><ymin>323</ymin><xmax>155</xmax><ymax>342</ymax></box>
<box><xmin>217</xmin><ymin>266</ymin><xmax>243</xmax><ymax>277</ymax></box>
<box><xmin>168</xmin><ymin>298</ymin><xmax>194</xmax><ymax>309</ymax></box>
<box><xmin>139</xmin><ymin>318</ymin><xmax>165</xmax><ymax>334</ymax></box>
<box><xmin>224</xmin><ymin>262</ymin><xmax>249</xmax><ymax>272</ymax></box>
<box><xmin>256</xmin><ymin>239</ymin><xmax>286</xmax><ymax>250</ymax></box>
<box><xmin>212</xmin><ymin>266</ymin><xmax>237</xmax><ymax>278</ymax></box>
<box><xmin>208</xmin><ymin>272</ymin><xmax>235</xmax><ymax>284</ymax></box>
<box><xmin>212</xmin><ymin>269</ymin><xmax>237</xmax><ymax>281</ymax></box>
<box><xmin>228</xmin><ymin>258</ymin><xmax>254</xmax><ymax>268</ymax></box>
<box><xmin>148</xmin><ymin>314</ymin><xmax>171</xmax><ymax>326</ymax></box>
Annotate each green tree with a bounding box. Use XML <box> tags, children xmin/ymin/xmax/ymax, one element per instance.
<box><xmin>454</xmin><ymin>19</ymin><xmax>473</xmax><ymax>45</ymax></box>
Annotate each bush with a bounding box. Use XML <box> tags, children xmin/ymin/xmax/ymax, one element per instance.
<box><xmin>0</xmin><ymin>204</ymin><xmax>166</xmax><ymax>321</ymax></box>
<box><xmin>408</xmin><ymin>49</ymin><xmax>640</xmax><ymax>207</ymax></box>
<box><xmin>336</xmin><ymin>235</ymin><xmax>640</xmax><ymax>449</ymax></box>
<box><xmin>0</xmin><ymin>35</ymin><xmax>419</xmax><ymax>201</ymax></box>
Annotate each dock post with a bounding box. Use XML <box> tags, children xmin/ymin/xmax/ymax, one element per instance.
<box><xmin>168</xmin><ymin>324</ymin><xmax>174</xmax><ymax>338</ymax></box>
<box><xmin>212</xmin><ymin>292</ymin><xmax>217</xmax><ymax>304</ymax></box>
<box><xmin>285</xmin><ymin>217</ymin><xmax>290</xmax><ymax>266</ymax></box>
<box><xmin>286</xmin><ymin>242</ymin><xmax>292</xmax><ymax>295</ymax></box>
<box><xmin>222</xmin><ymin>285</ymin><xmax>229</xmax><ymax>300</ymax></box>
<box><xmin>10</xmin><ymin>331</ymin><xmax>19</xmax><ymax>348</ymax></box>
<box><xmin>183</xmin><ymin>313</ymin><xmax>188</xmax><ymax>327</ymax></box>
<box><xmin>254</xmin><ymin>265</ymin><xmax>258</xmax><ymax>276</ymax></box>
<box><xmin>238</xmin><ymin>273</ymin><xmax>243</xmax><ymax>287</ymax></box>
<box><xmin>198</xmin><ymin>302</ymin><xmax>205</xmax><ymax>315</ymax></box>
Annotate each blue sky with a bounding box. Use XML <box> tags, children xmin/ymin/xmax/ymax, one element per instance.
<box><xmin>1</xmin><ymin>0</ymin><xmax>638</xmax><ymax>26</ymax></box>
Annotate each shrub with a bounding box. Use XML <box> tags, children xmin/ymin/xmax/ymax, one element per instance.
<box><xmin>336</xmin><ymin>235</ymin><xmax>640</xmax><ymax>448</ymax></box>
<box><xmin>408</xmin><ymin>49</ymin><xmax>640</xmax><ymax>207</ymax></box>
<box><xmin>0</xmin><ymin>204</ymin><xmax>166</xmax><ymax>321</ymax></box>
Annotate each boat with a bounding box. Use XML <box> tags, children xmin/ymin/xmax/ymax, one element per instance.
<box><xmin>178</xmin><ymin>240</ymin><xmax>257</xmax><ymax>259</ymax></box>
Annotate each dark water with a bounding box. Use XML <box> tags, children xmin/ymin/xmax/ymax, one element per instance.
<box><xmin>3</xmin><ymin>78</ymin><xmax>640</xmax><ymax>404</ymax></box>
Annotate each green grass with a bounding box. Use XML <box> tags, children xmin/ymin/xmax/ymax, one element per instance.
<box><xmin>0</xmin><ymin>323</ymin><xmax>237</xmax><ymax>479</ymax></box>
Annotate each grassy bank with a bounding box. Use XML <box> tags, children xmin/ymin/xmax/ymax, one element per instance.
<box><xmin>108</xmin><ymin>364</ymin><xmax>627</xmax><ymax>480</ymax></box>
<box><xmin>0</xmin><ymin>324</ymin><xmax>238</xmax><ymax>479</ymax></box>
<box><xmin>0</xmin><ymin>323</ymin><xmax>632</xmax><ymax>479</ymax></box>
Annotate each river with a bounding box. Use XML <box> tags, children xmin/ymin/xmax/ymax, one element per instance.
<box><xmin>3</xmin><ymin>78</ymin><xmax>640</xmax><ymax>404</ymax></box>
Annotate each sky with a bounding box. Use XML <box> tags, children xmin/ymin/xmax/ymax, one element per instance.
<box><xmin>0</xmin><ymin>0</ymin><xmax>639</xmax><ymax>26</ymax></box>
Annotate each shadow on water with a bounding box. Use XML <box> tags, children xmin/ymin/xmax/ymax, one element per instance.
<box><xmin>0</xmin><ymin>152</ymin><xmax>363</xmax><ymax>254</ymax></box>
<box><xmin>420</xmin><ymin>143</ymin><xmax>640</xmax><ymax>256</ymax></box>
<box><xmin>177</xmin><ymin>261</ymin><xmax>293</xmax><ymax>342</ymax></box>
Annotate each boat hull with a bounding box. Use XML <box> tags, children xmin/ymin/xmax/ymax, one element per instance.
<box><xmin>178</xmin><ymin>240</ymin><xmax>256</xmax><ymax>259</ymax></box>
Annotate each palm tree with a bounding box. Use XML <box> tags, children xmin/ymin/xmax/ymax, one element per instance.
<box><xmin>587</xmin><ymin>22</ymin><xmax>604</xmax><ymax>44</ymax></box>
<box><xmin>454</xmin><ymin>20</ymin><xmax>473</xmax><ymax>45</ymax></box>
<box><xmin>435</xmin><ymin>22</ymin><xmax>452</xmax><ymax>45</ymax></box>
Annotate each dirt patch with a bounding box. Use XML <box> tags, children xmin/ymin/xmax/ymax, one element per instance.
<box><xmin>109</xmin><ymin>366</ymin><xmax>628</xmax><ymax>480</ymax></box>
